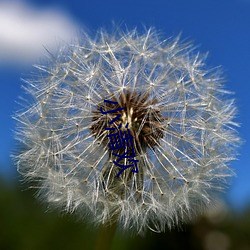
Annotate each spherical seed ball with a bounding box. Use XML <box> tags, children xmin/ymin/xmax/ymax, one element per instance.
<box><xmin>14</xmin><ymin>28</ymin><xmax>240</xmax><ymax>233</ymax></box>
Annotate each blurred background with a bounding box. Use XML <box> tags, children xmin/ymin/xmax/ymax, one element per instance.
<box><xmin>0</xmin><ymin>0</ymin><xmax>249</xmax><ymax>249</ymax></box>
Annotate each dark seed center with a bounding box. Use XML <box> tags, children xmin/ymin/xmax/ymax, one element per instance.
<box><xmin>90</xmin><ymin>90</ymin><xmax>165</xmax><ymax>154</ymax></box>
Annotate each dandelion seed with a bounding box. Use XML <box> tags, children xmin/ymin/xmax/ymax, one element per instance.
<box><xmin>14</xmin><ymin>27</ymin><xmax>240</xmax><ymax>233</ymax></box>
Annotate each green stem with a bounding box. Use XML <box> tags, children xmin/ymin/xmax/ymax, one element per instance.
<box><xmin>94</xmin><ymin>221</ymin><xmax>117</xmax><ymax>250</ymax></box>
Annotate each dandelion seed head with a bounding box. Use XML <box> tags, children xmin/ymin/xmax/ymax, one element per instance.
<box><xmin>14</xmin><ymin>27</ymin><xmax>240</xmax><ymax>233</ymax></box>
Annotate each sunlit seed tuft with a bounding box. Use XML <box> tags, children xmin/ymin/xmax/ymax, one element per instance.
<box><xmin>14</xmin><ymin>27</ymin><xmax>240</xmax><ymax>234</ymax></box>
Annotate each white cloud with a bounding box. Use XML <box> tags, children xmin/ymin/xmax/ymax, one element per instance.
<box><xmin>0</xmin><ymin>1</ymin><xmax>78</xmax><ymax>65</ymax></box>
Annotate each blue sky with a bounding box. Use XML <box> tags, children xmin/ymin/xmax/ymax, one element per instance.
<box><xmin>1</xmin><ymin>0</ymin><xmax>249</xmax><ymax>210</ymax></box>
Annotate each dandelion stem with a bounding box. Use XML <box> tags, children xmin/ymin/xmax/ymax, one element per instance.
<box><xmin>94</xmin><ymin>220</ymin><xmax>117</xmax><ymax>250</ymax></box>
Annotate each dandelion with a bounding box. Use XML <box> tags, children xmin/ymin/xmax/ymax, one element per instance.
<box><xmin>14</xmin><ymin>27</ymin><xmax>240</xmax><ymax>234</ymax></box>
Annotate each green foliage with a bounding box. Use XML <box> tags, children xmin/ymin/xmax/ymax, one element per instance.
<box><xmin>1</xmin><ymin>178</ymin><xmax>250</xmax><ymax>250</ymax></box>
